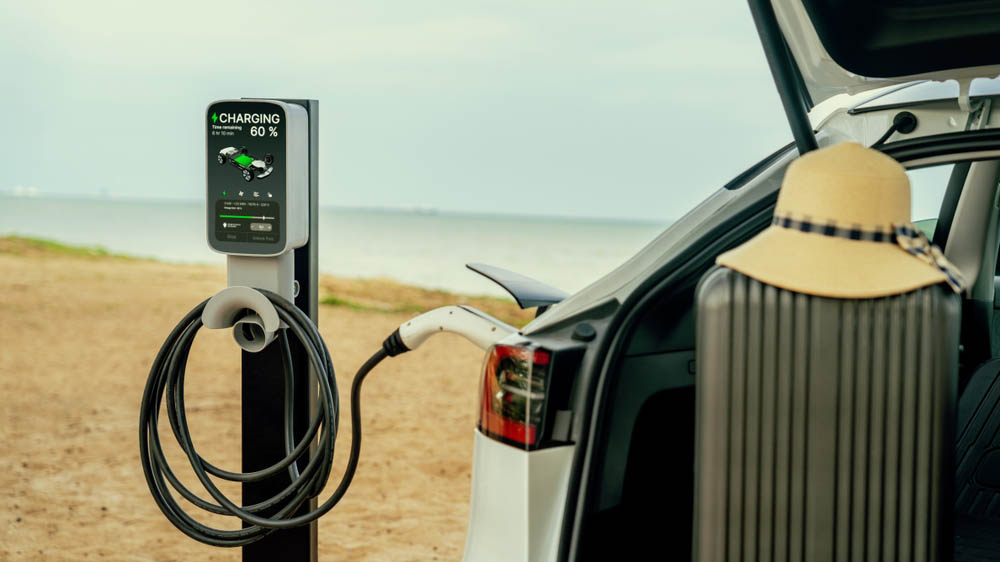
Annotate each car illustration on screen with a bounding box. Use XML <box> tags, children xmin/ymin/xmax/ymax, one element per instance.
<box><xmin>217</xmin><ymin>146</ymin><xmax>274</xmax><ymax>182</ymax></box>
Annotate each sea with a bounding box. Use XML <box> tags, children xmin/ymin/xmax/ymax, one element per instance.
<box><xmin>0</xmin><ymin>196</ymin><xmax>669</xmax><ymax>297</ymax></box>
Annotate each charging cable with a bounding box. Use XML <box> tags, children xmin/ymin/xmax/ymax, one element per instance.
<box><xmin>139</xmin><ymin>293</ymin><xmax>514</xmax><ymax>546</ymax></box>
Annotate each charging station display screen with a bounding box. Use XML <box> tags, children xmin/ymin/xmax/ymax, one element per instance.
<box><xmin>216</xmin><ymin>199</ymin><xmax>281</xmax><ymax>242</ymax></box>
<box><xmin>206</xmin><ymin>100</ymin><xmax>286</xmax><ymax>254</ymax></box>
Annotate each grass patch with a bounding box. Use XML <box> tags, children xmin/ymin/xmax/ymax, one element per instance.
<box><xmin>318</xmin><ymin>277</ymin><xmax>533</xmax><ymax>327</ymax></box>
<box><xmin>0</xmin><ymin>235</ymin><xmax>137</xmax><ymax>260</ymax></box>
<box><xmin>319</xmin><ymin>295</ymin><xmax>424</xmax><ymax>314</ymax></box>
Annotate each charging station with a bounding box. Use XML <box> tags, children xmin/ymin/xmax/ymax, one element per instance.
<box><xmin>139</xmin><ymin>97</ymin><xmax>322</xmax><ymax>561</ymax></box>
<box><xmin>139</xmin><ymin>97</ymin><xmax>517</xmax><ymax>561</ymax></box>
<box><xmin>209</xmin><ymin>97</ymin><xmax>319</xmax><ymax>561</ymax></box>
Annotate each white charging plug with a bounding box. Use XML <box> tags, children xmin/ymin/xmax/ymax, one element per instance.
<box><xmin>382</xmin><ymin>305</ymin><xmax>517</xmax><ymax>355</ymax></box>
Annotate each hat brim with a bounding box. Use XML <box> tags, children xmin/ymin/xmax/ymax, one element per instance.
<box><xmin>716</xmin><ymin>226</ymin><xmax>948</xmax><ymax>299</ymax></box>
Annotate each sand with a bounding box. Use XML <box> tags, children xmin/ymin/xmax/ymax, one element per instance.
<box><xmin>0</xmin><ymin>238</ymin><xmax>530</xmax><ymax>561</ymax></box>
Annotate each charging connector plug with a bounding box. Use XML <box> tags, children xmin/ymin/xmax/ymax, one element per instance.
<box><xmin>382</xmin><ymin>305</ymin><xmax>517</xmax><ymax>356</ymax></box>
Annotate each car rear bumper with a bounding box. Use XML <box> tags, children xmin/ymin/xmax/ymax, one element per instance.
<box><xmin>463</xmin><ymin>429</ymin><xmax>576</xmax><ymax>562</ymax></box>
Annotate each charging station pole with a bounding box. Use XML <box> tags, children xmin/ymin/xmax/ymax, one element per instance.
<box><xmin>240</xmin><ymin>99</ymin><xmax>319</xmax><ymax>562</ymax></box>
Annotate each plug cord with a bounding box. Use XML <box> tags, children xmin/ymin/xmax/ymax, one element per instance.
<box><xmin>139</xmin><ymin>289</ymin><xmax>388</xmax><ymax>547</ymax></box>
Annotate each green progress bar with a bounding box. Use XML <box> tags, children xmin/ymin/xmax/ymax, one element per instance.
<box><xmin>219</xmin><ymin>214</ymin><xmax>254</xmax><ymax>219</ymax></box>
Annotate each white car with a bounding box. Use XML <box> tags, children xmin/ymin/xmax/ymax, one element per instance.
<box><xmin>217</xmin><ymin>146</ymin><xmax>274</xmax><ymax>182</ymax></box>
<box><xmin>462</xmin><ymin>0</ymin><xmax>1000</xmax><ymax>560</ymax></box>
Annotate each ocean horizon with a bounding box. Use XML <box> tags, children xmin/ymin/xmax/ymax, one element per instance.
<box><xmin>0</xmin><ymin>194</ymin><xmax>670</xmax><ymax>297</ymax></box>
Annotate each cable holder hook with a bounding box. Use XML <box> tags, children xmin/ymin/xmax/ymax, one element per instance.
<box><xmin>202</xmin><ymin>286</ymin><xmax>283</xmax><ymax>352</ymax></box>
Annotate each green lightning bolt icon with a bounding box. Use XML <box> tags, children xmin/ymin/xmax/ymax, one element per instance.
<box><xmin>211</xmin><ymin>112</ymin><xmax>218</xmax><ymax>123</ymax></box>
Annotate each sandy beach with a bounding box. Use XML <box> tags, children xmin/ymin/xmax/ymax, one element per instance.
<box><xmin>0</xmin><ymin>237</ymin><xmax>531</xmax><ymax>561</ymax></box>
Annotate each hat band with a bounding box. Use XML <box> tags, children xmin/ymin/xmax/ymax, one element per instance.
<box><xmin>771</xmin><ymin>214</ymin><xmax>966</xmax><ymax>294</ymax></box>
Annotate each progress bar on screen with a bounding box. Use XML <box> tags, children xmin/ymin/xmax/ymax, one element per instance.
<box><xmin>219</xmin><ymin>214</ymin><xmax>276</xmax><ymax>220</ymax></box>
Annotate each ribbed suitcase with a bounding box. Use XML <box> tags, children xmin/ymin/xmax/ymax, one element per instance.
<box><xmin>692</xmin><ymin>267</ymin><xmax>961</xmax><ymax>562</ymax></box>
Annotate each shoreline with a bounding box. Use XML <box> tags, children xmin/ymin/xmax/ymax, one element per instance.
<box><xmin>0</xmin><ymin>193</ymin><xmax>671</xmax><ymax>226</ymax></box>
<box><xmin>0</xmin><ymin>235</ymin><xmax>533</xmax><ymax>327</ymax></box>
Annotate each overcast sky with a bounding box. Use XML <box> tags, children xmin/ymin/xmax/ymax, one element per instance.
<box><xmin>1</xmin><ymin>0</ymin><xmax>791</xmax><ymax>222</ymax></box>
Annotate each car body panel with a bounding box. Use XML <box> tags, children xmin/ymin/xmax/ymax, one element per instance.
<box><xmin>849</xmin><ymin>78</ymin><xmax>1000</xmax><ymax>114</ymax></box>
<box><xmin>818</xmin><ymin>101</ymin><xmax>978</xmax><ymax>148</ymax></box>
<box><xmin>463</xmin><ymin>430</ymin><xmax>575</xmax><ymax>562</ymax></box>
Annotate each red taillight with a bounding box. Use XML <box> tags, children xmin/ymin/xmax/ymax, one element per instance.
<box><xmin>478</xmin><ymin>344</ymin><xmax>550</xmax><ymax>448</ymax></box>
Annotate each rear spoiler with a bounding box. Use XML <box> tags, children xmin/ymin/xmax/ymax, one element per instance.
<box><xmin>466</xmin><ymin>263</ymin><xmax>567</xmax><ymax>315</ymax></box>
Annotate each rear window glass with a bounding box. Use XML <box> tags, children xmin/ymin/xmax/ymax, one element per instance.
<box><xmin>908</xmin><ymin>164</ymin><xmax>954</xmax><ymax>222</ymax></box>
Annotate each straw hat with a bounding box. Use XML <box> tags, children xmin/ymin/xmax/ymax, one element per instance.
<box><xmin>716</xmin><ymin>142</ymin><xmax>965</xmax><ymax>299</ymax></box>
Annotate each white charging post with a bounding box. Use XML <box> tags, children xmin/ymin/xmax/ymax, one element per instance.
<box><xmin>204</xmin><ymin>98</ymin><xmax>319</xmax><ymax>561</ymax></box>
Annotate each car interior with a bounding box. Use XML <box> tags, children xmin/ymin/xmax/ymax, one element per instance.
<box><xmin>577</xmin><ymin>153</ymin><xmax>1000</xmax><ymax>560</ymax></box>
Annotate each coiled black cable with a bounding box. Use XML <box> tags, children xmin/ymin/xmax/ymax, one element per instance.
<box><xmin>139</xmin><ymin>288</ymin><xmax>388</xmax><ymax>546</ymax></box>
